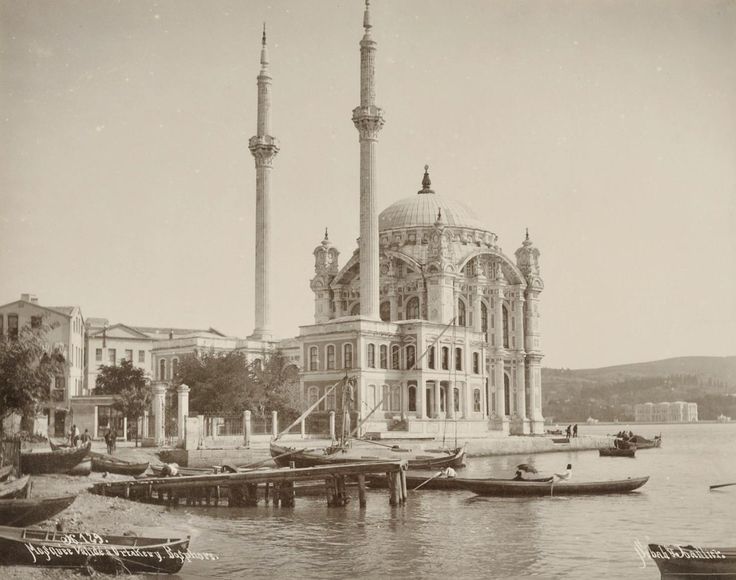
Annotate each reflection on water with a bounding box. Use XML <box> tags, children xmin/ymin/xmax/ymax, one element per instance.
<box><xmin>172</xmin><ymin>423</ymin><xmax>736</xmax><ymax>579</ymax></box>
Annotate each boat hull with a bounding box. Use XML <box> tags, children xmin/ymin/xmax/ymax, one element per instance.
<box><xmin>0</xmin><ymin>526</ymin><xmax>190</xmax><ymax>574</ymax></box>
<box><xmin>91</xmin><ymin>454</ymin><xmax>149</xmax><ymax>476</ymax></box>
<box><xmin>367</xmin><ymin>472</ymin><xmax>555</xmax><ymax>491</ymax></box>
<box><xmin>270</xmin><ymin>442</ymin><xmax>466</xmax><ymax>470</ymax></box>
<box><xmin>0</xmin><ymin>495</ymin><xmax>76</xmax><ymax>527</ymax></box>
<box><xmin>648</xmin><ymin>544</ymin><xmax>736</xmax><ymax>577</ymax></box>
<box><xmin>599</xmin><ymin>448</ymin><xmax>636</xmax><ymax>458</ymax></box>
<box><xmin>0</xmin><ymin>465</ymin><xmax>14</xmax><ymax>482</ymax></box>
<box><xmin>455</xmin><ymin>475</ymin><xmax>650</xmax><ymax>496</ymax></box>
<box><xmin>21</xmin><ymin>443</ymin><xmax>91</xmax><ymax>475</ymax></box>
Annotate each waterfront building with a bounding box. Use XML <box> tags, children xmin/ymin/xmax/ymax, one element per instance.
<box><xmin>634</xmin><ymin>401</ymin><xmax>698</xmax><ymax>422</ymax></box>
<box><xmin>294</xmin><ymin>2</ymin><xmax>545</xmax><ymax>437</ymax></box>
<box><xmin>0</xmin><ymin>293</ymin><xmax>85</xmax><ymax>437</ymax></box>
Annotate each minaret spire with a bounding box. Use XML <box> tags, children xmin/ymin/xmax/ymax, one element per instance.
<box><xmin>249</xmin><ymin>24</ymin><xmax>279</xmax><ymax>340</ymax></box>
<box><xmin>352</xmin><ymin>0</ymin><xmax>384</xmax><ymax>319</ymax></box>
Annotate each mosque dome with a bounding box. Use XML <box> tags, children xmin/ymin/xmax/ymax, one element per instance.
<box><xmin>378</xmin><ymin>166</ymin><xmax>487</xmax><ymax>233</ymax></box>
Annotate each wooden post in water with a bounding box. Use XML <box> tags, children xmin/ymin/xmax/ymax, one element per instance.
<box><xmin>357</xmin><ymin>474</ymin><xmax>367</xmax><ymax>508</ymax></box>
<box><xmin>400</xmin><ymin>470</ymin><xmax>408</xmax><ymax>503</ymax></box>
<box><xmin>273</xmin><ymin>482</ymin><xmax>281</xmax><ymax>507</ymax></box>
<box><xmin>264</xmin><ymin>482</ymin><xmax>270</xmax><ymax>505</ymax></box>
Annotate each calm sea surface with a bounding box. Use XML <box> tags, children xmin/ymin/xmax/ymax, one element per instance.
<box><xmin>161</xmin><ymin>423</ymin><xmax>736</xmax><ymax>579</ymax></box>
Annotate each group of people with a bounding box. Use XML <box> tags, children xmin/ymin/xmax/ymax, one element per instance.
<box><xmin>67</xmin><ymin>424</ymin><xmax>91</xmax><ymax>447</ymax></box>
<box><xmin>565</xmin><ymin>424</ymin><xmax>579</xmax><ymax>438</ymax></box>
<box><xmin>513</xmin><ymin>463</ymin><xmax>573</xmax><ymax>482</ymax></box>
<box><xmin>613</xmin><ymin>430</ymin><xmax>636</xmax><ymax>449</ymax></box>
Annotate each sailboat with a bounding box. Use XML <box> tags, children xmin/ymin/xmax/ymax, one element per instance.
<box><xmin>269</xmin><ymin>375</ymin><xmax>466</xmax><ymax>470</ymax></box>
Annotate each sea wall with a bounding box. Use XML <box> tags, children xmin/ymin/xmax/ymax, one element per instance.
<box><xmin>465</xmin><ymin>435</ymin><xmax>614</xmax><ymax>457</ymax></box>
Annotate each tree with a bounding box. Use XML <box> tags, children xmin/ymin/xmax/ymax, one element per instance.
<box><xmin>95</xmin><ymin>359</ymin><xmax>150</xmax><ymax>447</ymax></box>
<box><xmin>0</xmin><ymin>323</ymin><xmax>64</xmax><ymax>433</ymax></box>
<box><xmin>176</xmin><ymin>349</ymin><xmax>302</xmax><ymax>420</ymax></box>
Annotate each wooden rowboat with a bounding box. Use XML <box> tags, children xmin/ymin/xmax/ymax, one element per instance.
<box><xmin>90</xmin><ymin>453</ymin><xmax>149</xmax><ymax>476</ymax></box>
<box><xmin>368</xmin><ymin>472</ymin><xmax>554</xmax><ymax>491</ymax></box>
<box><xmin>648</xmin><ymin>543</ymin><xmax>736</xmax><ymax>577</ymax></box>
<box><xmin>454</xmin><ymin>475</ymin><xmax>650</xmax><ymax>496</ymax></box>
<box><xmin>599</xmin><ymin>447</ymin><xmax>636</xmax><ymax>458</ymax></box>
<box><xmin>631</xmin><ymin>435</ymin><xmax>662</xmax><ymax>449</ymax></box>
<box><xmin>270</xmin><ymin>442</ymin><xmax>466</xmax><ymax>471</ymax></box>
<box><xmin>0</xmin><ymin>495</ymin><xmax>76</xmax><ymax>527</ymax></box>
<box><xmin>21</xmin><ymin>442</ymin><xmax>91</xmax><ymax>475</ymax></box>
<box><xmin>0</xmin><ymin>476</ymin><xmax>31</xmax><ymax>500</ymax></box>
<box><xmin>0</xmin><ymin>525</ymin><xmax>191</xmax><ymax>574</ymax></box>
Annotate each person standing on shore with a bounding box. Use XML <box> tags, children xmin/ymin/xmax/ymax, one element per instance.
<box><xmin>565</xmin><ymin>425</ymin><xmax>572</xmax><ymax>439</ymax></box>
<box><xmin>573</xmin><ymin>424</ymin><xmax>578</xmax><ymax>438</ymax></box>
<box><xmin>71</xmin><ymin>424</ymin><xmax>80</xmax><ymax>447</ymax></box>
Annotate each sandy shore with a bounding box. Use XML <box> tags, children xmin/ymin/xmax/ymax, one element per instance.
<box><xmin>5</xmin><ymin>444</ymin><xmax>195</xmax><ymax>579</ymax></box>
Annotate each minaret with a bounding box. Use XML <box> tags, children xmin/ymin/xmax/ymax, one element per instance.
<box><xmin>248</xmin><ymin>24</ymin><xmax>279</xmax><ymax>340</ymax></box>
<box><xmin>352</xmin><ymin>0</ymin><xmax>384</xmax><ymax>319</ymax></box>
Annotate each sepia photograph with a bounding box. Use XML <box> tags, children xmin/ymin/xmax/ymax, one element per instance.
<box><xmin>1</xmin><ymin>0</ymin><xmax>735</xmax><ymax>578</ymax></box>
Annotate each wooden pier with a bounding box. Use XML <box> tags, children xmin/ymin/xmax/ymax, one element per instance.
<box><xmin>90</xmin><ymin>461</ymin><xmax>408</xmax><ymax>508</ymax></box>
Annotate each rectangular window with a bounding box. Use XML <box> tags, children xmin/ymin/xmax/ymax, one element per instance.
<box><xmin>428</xmin><ymin>346</ymin><xmax>435</xmax><ymax>369</ymax></box>
<box><xmin>138</xmin><ymin>350</ymin><xmax>145</xmax><ymax>363</ymax></box>
<box><xmin>343</xmin><ymin>344</ymin><xmax>353</xmax><ymax>369</ymax></box>
<box><xmin>108</xmin><ymin>349</ymin><xmax>116</xmax><ymax>364</ymax></box>
<box><xmin>379</xmin><ymin>345</ymin><xmax>388</xmax><ymax>369</ymax></box>
<box><xmin>96</xmin><ymin>348</ymin><xmax>102</xmax><ymax>362</ymax></box>
<box><xmin>441</xmin><ymin>347</ymin><xmax>449</xmax><ymax>370</ymax></box>
<box><xmin>309</xmin><ymin>347</ymin><xmax>319</xmax><ymax>371</ymax></box>
<box><xmin>327</xmin><ymin>345</ymin><xmax>336</xmax><ymax>370</ymax></box>
<box><xmin>473</xmin><ymin>352</ymin><xmax>480</xmax><ymax>374</ymax></box>
<box><xmin>31</xmin><ymin>316</ymin><xmax>42</xmax><ymax>329</ymax></box>
<box><xmin>391</xmin><ymin>346</ymin><xmax>400</xmax><ymax>370</ymax></box>
<box><xmin>8</xmin><ymin>314</ymin><xmax>18</xmax><ymax>338</ymax></box>
<box><xmin>473</xmin><ymin>389</ymin><xmax>481</xmax><ymax>413</ymax></box>
<box><xmin>455</xmin><ymin>348</ymin><xmax>463</xmax><ymax>371</ymax></box>
<box><xmin>367</xmin><ymin>344</ymin><xmax>376</xmax><ymax>368</ymax></box>
<box><xmin>125</xmin><ymin>349</ymin><xmax>133</xmax><ymax>361</ymax></box>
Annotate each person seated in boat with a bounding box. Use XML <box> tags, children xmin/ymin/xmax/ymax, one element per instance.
<box><xmin>553</xmin><ymin>464</ymin><xmax>572</xmax><ymax>483</ymax></box>
<box><xmin>513</xmin><ymin>470</ymin><xmax>526</xmax><ymax>481</ymax></box>
<box><xmin>441</xmin><ymin>467</ymin><xmax>457</xmax><ymax>479</ymax></box>
<box><xmin>161</xmin><ymin>463</ymin><xmax>180</xmax><ymax>477</ymax></box>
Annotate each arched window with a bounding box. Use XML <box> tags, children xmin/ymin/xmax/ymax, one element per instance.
<box><xmin>309</xmin><ymin>346</ymin><xmax>319</xmax><ymax>371</ymax></box>
<box><xmin>391</xmin><ymin>385</ymin><xmax>401</xmax><ymax>411</ymax></box>
<box><xmin>379</xmin><ymin>345</ymin><xmax>388</xmax><ymax>369</ymax></box>
<box><xmin>159</xmin><ymin>359</ymin><xmax>166</xmax><ymax>380</ymax></box>
<box><xmin>382</xmin><ymin>385</ymin><xmax>389</xmax><ymax>411</ymax></box>
<box><xmin>474</xmin><ymin>388</ymin><xmax>482</xmax><ymax>413</ymax></box>
<box><xmin>503</xmin><ymin>373</ymin><xmax>511</xmax><ymax>415</ymax></box>
<box><xmin>406</xmin><ymin>296</ymin><xmax>420</xmax><ymax>319</ymax></box>
<box><xmin>406</xmin><ymin>345</ymin><xmax>416</xmax><ymax>369</ymax></box>
<box><xmin>367</xmin><ymin>344</ymin><xmax>376</xmax><ymax>368</ymax></box>
<box><xmin>343</xmin><ymin>343</ymin><xmax>353</xmax><ymax>369</ymax></box>
<box><xmin>428</xmin><ymin>345</ymin><xmax>435</xmax><ymax>369</ymax></box>
<box><xmin>326</xmin><ymin>388</ymin><xmax>336</xmax><ymax>410</ymax></box>
<box><xmin>473</xmin><ymin>352</ymin><xmax>480</xmax><ymax>374</ymax></box>
<box><xmin>457</xmin><ymin>299</ymin><xmax>467</xmax><ymax>327</ymax></box>
<box><xmin>380</xmin><ymin>301</ymin><xmax>391</xmax><ymax>322</ymax></box>
<box><xmin>481</xmin><ymin>301</ymin><xmax>488</xmax><ymax>334</ymax></box>
<box><xmin>408</xmin><ymin>384</ymin><xmax>417</xmax><ymax>412</ymax></box>
<box><xmin>453</xmin><ymin>388</ymin><xmax>460</xmax><ymax>412</ymax></box>
<box><xmin>455</xmin><ymin>348</ymin><xmax>463</xmax><ymax>371</ymax></box>
<box><xmin>308</xmin><ymin>386</ymin><xmax>320</xmax><ymax>408</ymax></box>
<box><xmin>326</xmin><ymin>345</ymin><xmax>336</xmax><ymax>370</ymax></box>
<box><xmin>172</xmin><ymin>358</ymin><xmax>179</xmax><ymax>378</ymax></box>
<box><xmin>391</xmin><ymin>345</ymin><xmax>400</xmax><ymax>370</ymax></box>
<box><xmin>502</xmin><ymin>305</ymin><xmax>510</xmax><ymax>348</ymax></box>
<box><xmin>441</xmin><ymin>347</ymin><xmax>449</xmax><ymax>370</ymax></box>
<box><xmin>350</xmin><ymin>302</ymin><xmax>360</xmax><ymax>315</ymax></box>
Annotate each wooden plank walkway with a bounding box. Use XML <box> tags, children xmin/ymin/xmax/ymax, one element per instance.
<box><xmin>90</xmin><ymin>460</ymin><xmax>408</xmax><ymax>508</ymax></box>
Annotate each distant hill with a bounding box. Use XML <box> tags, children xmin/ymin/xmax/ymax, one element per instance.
<box><xmin>542</xmin><ymin>356</ymin><xmax>736</xmax><ymax>423</ymax></box>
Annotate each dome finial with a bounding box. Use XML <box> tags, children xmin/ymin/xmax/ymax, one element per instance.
<box><xmin>324</xmin><ymin>227</ymin><xmax>329</xmax><ymax>240</ymax></box>
<box><xmin>526</xmin><ymin>227</ymin><xmax>529</xmax><ymax>241</ymax></box>
<box><xmin>363</xmin><ymin>0</ymin><xmax>372</xmax><ymax>32</ymax></box>
<box><xmin>418</xmin><ymin>164</ymin><xmax>435</xmax><ymax>194</ymax></box>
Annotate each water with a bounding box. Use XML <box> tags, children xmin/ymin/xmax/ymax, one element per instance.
<box><xmin>164</xmin><ymin>423</ymin><xmax>736</xmax><ymax>579</ymax></box>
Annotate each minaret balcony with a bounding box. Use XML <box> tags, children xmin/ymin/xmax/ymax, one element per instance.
<box><xmin>248</xmin><ymin>135</ymin><xmax>280</xmax><ymax>150</ymax></box>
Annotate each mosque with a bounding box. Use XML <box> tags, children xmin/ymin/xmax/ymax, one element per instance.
<box><xmin>249</xmin><ymin>1</ymin><xmax>546</xmax><ymax>437</ymax></box>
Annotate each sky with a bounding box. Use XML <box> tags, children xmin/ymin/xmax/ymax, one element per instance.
<box><xmin>1</xmin><ymin>0</ymin><xmax>734</xmax><ymax>369</ymax></box>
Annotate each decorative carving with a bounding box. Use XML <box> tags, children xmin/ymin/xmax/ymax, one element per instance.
<box><xmin>352</xmin><ymin>106</ymin><xmax>385</xmax><ymax>140</ymax></box>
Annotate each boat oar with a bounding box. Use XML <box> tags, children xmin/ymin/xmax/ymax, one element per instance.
<box><xmin>710</xmin><ymin>482</ymin><xmax>736</xmax><ymax>491</ymax></box>
<box><xmin>413</xmin><ymin>471</ymin><xmax>444</xmax><ymax>491</ymax></box>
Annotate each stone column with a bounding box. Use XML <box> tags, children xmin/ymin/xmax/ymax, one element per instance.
<box><xmin>271</xmin><ymin>410</ymin><xmax>279</xmax><ymax>438</ymax></box>
<box><xmin>243</xmin><ymin>410</ymin><xmax>251</xmax><ymax>447</ymax></box>
<box><xmin>494</xmin><ymin>291</ymin><xmax>505</xmax><ymax>350</ymax></box>
<box><xmin>152</xmin><ymin>382</ymin><xmax>167</xmax><ymax>447</ymax></box>
<box><xmin>176</xmin><ymin>384</ymin><xmax>190</xmax><ymax>446</ymax></box>
<box><xmin>142</xmin><ymin>410</ymin><xmax>149</xmax><ymax>440</ymax></box>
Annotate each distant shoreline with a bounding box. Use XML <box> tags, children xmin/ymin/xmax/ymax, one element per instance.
<box><xmin>550</xmin><ymin>420</ymin><xmax>731</xmax><ymax>426</ymax></box>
